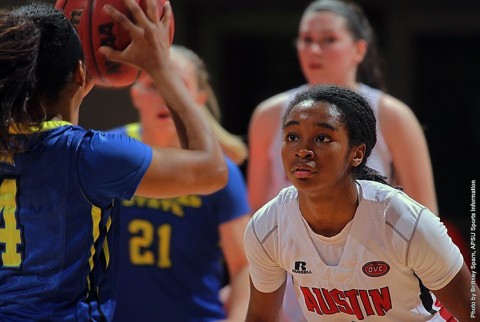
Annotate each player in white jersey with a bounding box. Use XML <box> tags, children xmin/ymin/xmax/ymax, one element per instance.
<box><xmin>244</xmin><ymin>85</ymin><xmax>479</xmax><ymax>321</ymax></box>
<box><xmin>247</xmin><ymin>1</ymin><xmax>440</xmax><ymax>319</ymax></box>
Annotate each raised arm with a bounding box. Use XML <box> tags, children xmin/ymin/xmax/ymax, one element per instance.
<box><xmin>100</xmin><ymin>0</ymin><xmax>227</xmax><ymax>198</ymax></box>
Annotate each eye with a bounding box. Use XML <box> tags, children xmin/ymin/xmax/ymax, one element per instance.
<box><xmin>315</xmin><ymin>135</ymin><xmax>331</xmax><ymax>143</ymax></box>
<box><xmin>285</xmin><ymin>133</ymin><xmax>298</xmax><ymax>142</ymax></box>
<box><xmin>298</xmin><ymin>36</ymin><xmax>314</xmax><ymax>45</ymax></box>
<box><xmin>322</xmin><ymin>36</ymin><xmax>336</xmax><ymax>45</ymax></box>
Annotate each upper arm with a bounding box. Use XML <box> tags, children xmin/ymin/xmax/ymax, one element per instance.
<box><xmin>247</xmin><ymin>95</ymin><xmax>287</xmax><ymax>211</ymax></box>
<box><xmin>378</xmin><ymin>95</ymin><xmax>438</xmax><ymax>213</ymax></box>
<box><xmin>77</xmin><ymin>132</ymin><xmax>152</xmax><ymax>205</ymax></box>
<box><xmin>246</xmin><ymin>277</ymin><xmax>286</xmax><ymax>322</ymax></box>
<box><xmin>220</xmin><ymin>214</ymin><xmax>251</xmax><ymax>278</ymax></box>
<box><xmin>218</xmin><ymin>160</ymin><xmax>252</xmax><ymax>276</ymax></box>
<box><xmin>136</xmin><ymin>147</ymin><xmax>227</xmax><ymax>198</ymax></box>
<box><xmin>407</xmin><ymin>207</ymin><xmax>463</xmax><ymax>290</ymax></box>
<box><xmin>432</xmin><ymin>263</ymin><xmax>480</xmax><ymax>321</ymax></box>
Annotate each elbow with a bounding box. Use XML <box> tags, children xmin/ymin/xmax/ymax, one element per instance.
<box><xmin>203</xmin><ymin>157</ymin><xmax>228</xmax><ymax>194</ymax></box>
<box><xmin>215</xmin><ymin>158</ymin><xmax>229</xmax><ymax>190</ymax></box>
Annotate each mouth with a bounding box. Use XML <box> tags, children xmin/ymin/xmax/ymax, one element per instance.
<box><xmin>156</xmin><ymin>109</ymin><xmax>171</xmax><ymax>120</ymax></box>
<box><xmin>308</xmin><ymin>62</ymin><xmax>323</xmax><ymax>69</ymax></box>
<box><xmin>290</xmin><ymin>161</ymin><xmax>316</xmax><ymax>178</ymax></box>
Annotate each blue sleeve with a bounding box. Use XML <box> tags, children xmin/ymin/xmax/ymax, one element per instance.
<box><xmin>76</xmin><ymin>130</ymin><xmax>152</xmax><ymax>206</ymax></box>
<box><xmin>216</xmin><ymin>158</ymin><xmax>251</xmax><ymax>224</ymax></box>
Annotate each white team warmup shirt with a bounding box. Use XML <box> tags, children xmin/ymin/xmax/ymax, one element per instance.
<box><xmin>244</xmin><ymin>180</ymin><xmax>463</xmax><ymax>321</ymax></box>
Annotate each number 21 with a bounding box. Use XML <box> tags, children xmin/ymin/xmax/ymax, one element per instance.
<box><xmin>129</xmin><ymin>219</ymin><xmax>172</xmax><ymax>268</ymax></box>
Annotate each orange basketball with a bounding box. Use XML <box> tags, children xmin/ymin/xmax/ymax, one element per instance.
<box><xmin>55</xmin><ymin>0</ymin><xmax>175</xmax><ymax>88</ymax></box>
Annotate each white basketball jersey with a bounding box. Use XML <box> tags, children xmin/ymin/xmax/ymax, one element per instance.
<box><xmin>245</xmin><ymin>181</ymin><xmax>462</xmax><ymax>321</ymax></box>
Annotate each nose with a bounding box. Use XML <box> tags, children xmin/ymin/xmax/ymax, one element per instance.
<box><xmin>309</xmin><ymin>42</ymin><xmax>323</xmax><ymax>55</ymax></box>
<box><xmin>295</xmin><ymin>147</ymin><xmax>314</xmax><ymax>159</ymax></box>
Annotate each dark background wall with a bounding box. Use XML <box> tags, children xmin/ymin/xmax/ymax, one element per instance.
<box><xmin>3</xmin><ymin>0</ymin><xmax>479</xmax><ymax>240</ymax></box>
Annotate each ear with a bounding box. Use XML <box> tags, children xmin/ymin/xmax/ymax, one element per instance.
<box><xmin>74</xmin><ymin>60</ymin><xmax>86</xmax><ymax>86</ymax></box>
<box><xmin>75</xmin><ymin>60</ymin><xmax>96</xmax><ymax>97</ymax></box>
<box><xmin>354</xmin><ymin>39</ymin><xmax>368</xmax><ymax>64</ymax></box>
<box><xmin>351</xmin><ymin>143</ymin><xmax>366</xmax><ymax>168</ymax></box>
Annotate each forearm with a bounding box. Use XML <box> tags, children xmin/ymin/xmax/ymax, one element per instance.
<box><xmin>226</xmin><ymin>266</ymin><xmax>250</xmax><ymax>321</ymax></box>
<box><xmin>149</xmin><ymin>62</ymin><xmax>219</xmax><ymax>153</ymax></box>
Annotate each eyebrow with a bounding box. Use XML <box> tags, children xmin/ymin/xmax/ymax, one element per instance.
<box><xmin>283</xmin><ymin>120</ymin><xmax>337</xmax><ymax>131</ymax></box>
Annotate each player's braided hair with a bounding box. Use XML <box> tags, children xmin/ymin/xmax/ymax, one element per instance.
<box><xmin>283</xmin><ymin>84</ymin><xmax>390</xmax><ymax>185</ymax></box>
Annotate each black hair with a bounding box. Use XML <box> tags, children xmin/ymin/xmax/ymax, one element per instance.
<box><xmin>0</xmin><ymin>2</ymin><xmax>83</xmax><ymax>155</ymax></box>
<box><xmin>302</xmin><ymin>0</ymin><xmax>386</xmax><ymax>91</ymax></box>
<box><xmin>283</xmin><ymin>84</ymin><xmax>389</xmax><ymax>184</ymax></box>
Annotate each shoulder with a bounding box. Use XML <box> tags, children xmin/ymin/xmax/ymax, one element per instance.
<box><xmin>250</xmin><ymin>92</ymin><xmax>290</xmax><ymax>125</ymax></box>
<box><xmin>357</xmin><ymin>180</ymin><xmax>431</xmax><ymax>261</ymax></box>
<box><xmin>250</xmin><ymin>85</ymin><xmax>307</xmax><ymax>125</ymax></box>
<box><xmin>76</xmin><ymin>129</ymin><xmax>151</xmax><ymax>167</ymax></box>
<box><xmin>378</xmin><ymin>93</ymin><xmax>419</xmax><ymax>124</ymax></box>
<box><xmin>358</xmin><ymin>180</ymin><xmax>423</xmax><ymax>236</ymax></box>
<box><xmin>249</xmin><ymin>186</ymin><xmax>298</xmax><ymax>239</ymax></box>
<box><xmin>249</xmin><ymin>87</ymin><xmax>304</xmax><ymax>143</ymax></box>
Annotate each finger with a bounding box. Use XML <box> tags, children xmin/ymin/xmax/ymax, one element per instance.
<box><xmin>145</xmin><ymin>0</ymin><xmax>160</xmax><ymax>22</ymax></box>
<box><xmin>102</xmin><ymin>4</ymin><xmax>138</xmax><ymax>36</ymax></box>
<box><xmin>98</xmin><ymin>45</ymin><xmax>121</xmax><ymax>63</ymax></box>
<box><xmin>122</xmin><ymin>0</ymin><xmax>150</xmax><ymax>28</ymax></box>
<box><xmin>160</xmin><ymin>1</ymin><xmax>171</xmax><ymax>28</ymax></box>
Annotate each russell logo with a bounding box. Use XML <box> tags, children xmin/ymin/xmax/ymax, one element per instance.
<box><xmin>362</xmin><ymin>261</ymin><xmax>390</xmax><ymax>277</ymax></box>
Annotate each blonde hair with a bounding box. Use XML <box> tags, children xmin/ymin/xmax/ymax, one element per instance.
<box><xmin>171</xmin><ymin>45</ymin><xmax>248</xmax><ymax>165</ymax></box>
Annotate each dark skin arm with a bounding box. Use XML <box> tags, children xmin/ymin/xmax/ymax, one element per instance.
<box><xmin>432</xmin><ymin>263</ymin><xmax>480</xmax><ymax>321</ymax></box>
<box><xmin>245</xmin><ymin>278</ymin><xmax>286</xmax><ymax>322</ymax></box>
<box><xmin>100</xmin><ymin>0</ymin><xmax>227</xmax><ymax>198</ymax></box>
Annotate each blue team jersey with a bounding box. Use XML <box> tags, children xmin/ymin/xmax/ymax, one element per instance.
<box><xmin>0</xmin><ymin>121</ymin><xmax>152</xmax><ymax>321</ymax></box>
<box><xmin>111</xmin><ymin>124</ymin><xmax>251</xmax><ymax>322</ymax></box>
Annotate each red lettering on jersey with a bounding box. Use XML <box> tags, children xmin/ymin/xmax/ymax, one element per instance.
<box><xmin>330</xmin><ymin>289</ymin><xmax>354</xmax><ymax>315</ymax></box>
<box><xmin>344</xmin><ymin>289</ymin><xmax>364</xmax><ymax>320</ymax></box>
<box><xmin>301</xmin><ymin>286</ymin><xmax>322</xmax><ymax>314</ymax></box>
<box><xmin>359</xmin><ymin>289</ymin><xmax>375</xmax><ymax>317</ymax></box>
<box><xmin>299</xmin><ymin>286</ymin><xmax>392</xmax><ymax>320</ymax></box>
<box><xmin>369</xmin><ymin>287</ymin><xmax>392</xmax><ymax>316</ymax></box>
<box><xmin>312</xmin><ymin>288</ymin><xmax>339</xmax><ymax>314</ymax></box>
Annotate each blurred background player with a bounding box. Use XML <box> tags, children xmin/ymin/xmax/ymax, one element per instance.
<box><xmin>111</xmin><ymin>45</ymin><xmax>251</xmax><ymax>322</ymax></box>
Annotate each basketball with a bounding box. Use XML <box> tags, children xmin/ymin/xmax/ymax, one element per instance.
<box><xmin>55</xmin><ymin>0</ymin><xmax>175</xmax><ymax>87</ymax></box>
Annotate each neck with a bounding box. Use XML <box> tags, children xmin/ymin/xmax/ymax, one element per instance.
<box><xmin>298</xmin><ymin>180</ymin><xmax>359</xmax><ymax>237</ymax></box>
<box><xmin>48</xmin><ymin>102</ymin><xmax>78</xmax><ymax>125</ymax></box>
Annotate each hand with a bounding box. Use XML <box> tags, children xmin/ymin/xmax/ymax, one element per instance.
<box><xmin>98</xmin><ymin>0</ymin><xmax>172</xmax><ymax>73</ymax></box>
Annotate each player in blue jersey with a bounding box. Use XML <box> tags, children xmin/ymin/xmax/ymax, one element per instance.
<box><xmin>111</xmin><ymin>45</ymin><xmax>251</xmax><ymax>322</ymax></box>
<box><xmin>0</xmin><ymin>1</ymin><xmax>227</xmax><ymax>321</ymax></box>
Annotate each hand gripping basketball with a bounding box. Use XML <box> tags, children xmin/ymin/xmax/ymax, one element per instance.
<box><xmin>55</xmin><ymin>0</ymin><xmax>175</xmax><ymax>88</ymax></box>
